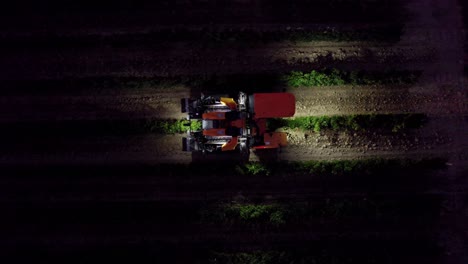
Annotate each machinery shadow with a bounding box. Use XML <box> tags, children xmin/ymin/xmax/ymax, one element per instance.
<box><xmin>251</xmin><ymin>149</ymin><xmax>281</xmax><ymax>164</ymax></box>
<box><xmin>190</xmin><ymin>148</ymin><xmax>281</xmax><ymax>164</ymax></box>
<box><xmin>191</xmin><ymin>151</ymin><xmax>248</xmax><ymax>165</ymax></box>
<box><xmin>188</xmin><ymin>73</ymin><xmax>287</xmax><ymax>99</ymax></box>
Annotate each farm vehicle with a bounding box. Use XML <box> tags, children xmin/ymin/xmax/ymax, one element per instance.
<box><xmin>181</xmin><ymin>91</ymin><xmax>295</xmax><ymax>155</ymax></box>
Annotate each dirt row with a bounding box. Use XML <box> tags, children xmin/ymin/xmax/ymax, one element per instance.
<box><xmin>0</xmin><ymin>42</ymin><xmax>434</xmax><ymax>80</ymax></box>
<box><xmin>2</xmin><ymin>232</ymin><xmax>439</xmax><ymax>264</ymax></box>
<box><xmin>0</xmin><ymin>1</ymin><xmax>460</xmax><ymax>82</ymax></box>
<box><xmin>0</xmin><ymin>0</ymin><xmax>466</xmax><ymax>262</ymax></box>
<box><xmin>1</xmin><ymin>176</ymin><xmax>453</xmax><ymax>203</ymax></box>
<box><xmin>0</xmin><ymin>117</ymin><xmax>463</xmax><ymax>164</ymax></box>
<box><xmin>0</xmin><ymin>0</ymin><xmax>463</xmax><ymax>171</ymax></box>
<box><xmin>1</xmin><ymin>82</ymin><xmax>465</xmax><ymax>123</ymax></box>
<box><xmin>0</xmin><ymin>0</ymin><xmax>408</xmax><ymax>32</ymax></box>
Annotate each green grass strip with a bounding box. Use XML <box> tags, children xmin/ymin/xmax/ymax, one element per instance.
<box><xmin>144</xmin><ymin>119</ymin><xmax>201</xmax><ymax>134</ymax></box>
<box><xmin>283</xmin><ymin>69</ymin><xmax>420</xmax><ymax>87</ymax></box>
<box><xmin>235</xmin><ymin>158</ymin><xmax>446</xmax><ymax>177</ymax></box>
<box><xmin>8</xmin><ymin>69</ymin><xmax>421</xmax><ymax>95</ymax></box>
<box><xmin>288</xmin><ymin>158</ymin><xmax>445</xmax><ymax>175</ymax></box>
<box><xmin>226</xmin><ymin>204</ymin><xmax>287</xmax><ymax>226</ymax></box>
<box><xmin>209</xmin><ymin>251</ymin><xmax>285</xmax><ymax>264</ymax></box>
<box><xmin>201</xmin><ymin>203</ymin><xmax>287</xmax><ymax>227</ymax></box>
<box><xmin>201</xmin><ymin>194</ymin><xmax>439</xmax><ymax>227</ymax></box>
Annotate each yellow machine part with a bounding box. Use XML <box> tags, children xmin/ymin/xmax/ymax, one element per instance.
<box><xmin>220</xmin><ymin>97</ymin><xmax>237</xmax><ymax>110</ymax></box>
<box><xmin>221</xmin><ymin>137</ymin><xmax>239</xmax><ymax>151</ymax></box>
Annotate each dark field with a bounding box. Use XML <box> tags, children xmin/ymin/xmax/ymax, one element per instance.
<box><xmin>0</xmin><ymin>0</ymin><xmax>466</xmax><ymax>263</ymax></box>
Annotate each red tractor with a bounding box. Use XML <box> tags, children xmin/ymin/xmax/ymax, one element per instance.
<box><xmin>181</xmin><ymin>92</ymin><xmax>295</xmax><ymax>155</ymax></box>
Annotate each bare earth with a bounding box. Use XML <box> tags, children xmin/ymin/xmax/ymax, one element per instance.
<box><xmin>1</xmin><ymin>0</ymin><xmax>465</xmax><ymax>169</ymax></box>
<box><xmin>0</xmin><ymin>0</ymin><xmax>466</xmax><ymax>262</ymax></box>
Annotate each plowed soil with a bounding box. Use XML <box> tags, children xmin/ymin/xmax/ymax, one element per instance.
<box><xmin>1</xmin><ymin>0</ymin><xmax>467</xmax><ymax>263</ymax></box>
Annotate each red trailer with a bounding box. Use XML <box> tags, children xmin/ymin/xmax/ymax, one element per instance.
<box><xmin>249</xmin><ymin>93</ymin><xmax>296</xmax><ymax>119</ymax></box>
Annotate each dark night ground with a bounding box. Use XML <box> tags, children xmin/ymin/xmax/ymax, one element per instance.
<box><xmin>0</xmin><ymin>0</ymin><xmax>467</xmax><ymax>263</ymax></box>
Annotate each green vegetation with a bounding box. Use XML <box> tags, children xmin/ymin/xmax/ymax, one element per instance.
<box><xmin>208</xmin><ymin>250</ymin><xmax>378</xmax><ymax>264</ymax></box>
<box><xmin>235</xmin><ymin>162</ymin><xmax>271</xmax><ymax>176</ymax></box>
<box><xmin>283</xmin><ymin>69</ymin><xmax>420</xmax><ymax>87</ymax></box>
<box><xmin>201</xmin><ymin>203</ymin><xmax>287</xmax><ymax>227</ymax></box>
<box><xmin>222</xmin><ymin>158</ymin><xmax>444</xmax><ymax>178</ymax></box>
<box><xmin>201</xmin><ymin>195</ymin><xmax>438</xmax><ymax>229</ymax></box>
<box><xmin>209</xmin><ymin>250</ymin><xmax>386</xmax><ymax>264</ymax></box>
<box><xmin>208</xmin><ymin>243</ymin><xmax>439</xmax><ymax>264</ymax></box>
<box><xmin>153</xmin><ymin>159</ymin><xmax>445</xmax><ymax>180</ymax></box>
<box><xmin>144</xmin><ymin>119</ymin><xmax>201</xmax><ymax>134</ymax></box>
<box><xmin>294</xmin><ymin>159</ymin><xmax>414</xmax><ymax>175</ymax></box>
<box><xmin>229</xmin><ymin>204</ymin><xmax>287</xmax><ymax>226</ymax></box>
<box><xmin>209</xmin><ymin>251</ymin><xmax>288</xmax><ymax>264</ymax></box>
<box><xmin>287</xmin><ymin>158</ymin><xmax>447</xmax><ymax>177</ymax></box>
<box><xmin>9</xmin><ymin>68</ymin><xmax>421</xmax><ymax>95</ymax></box>
<box><xmin>284</xmin><ymin>69</ymin><xmax>346</xmax><ymax>86</ymax></box>
<box><xmin>268</xmin><ymin>114</ymin><xmax>427</xmax><ymax>132</ymax></box>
